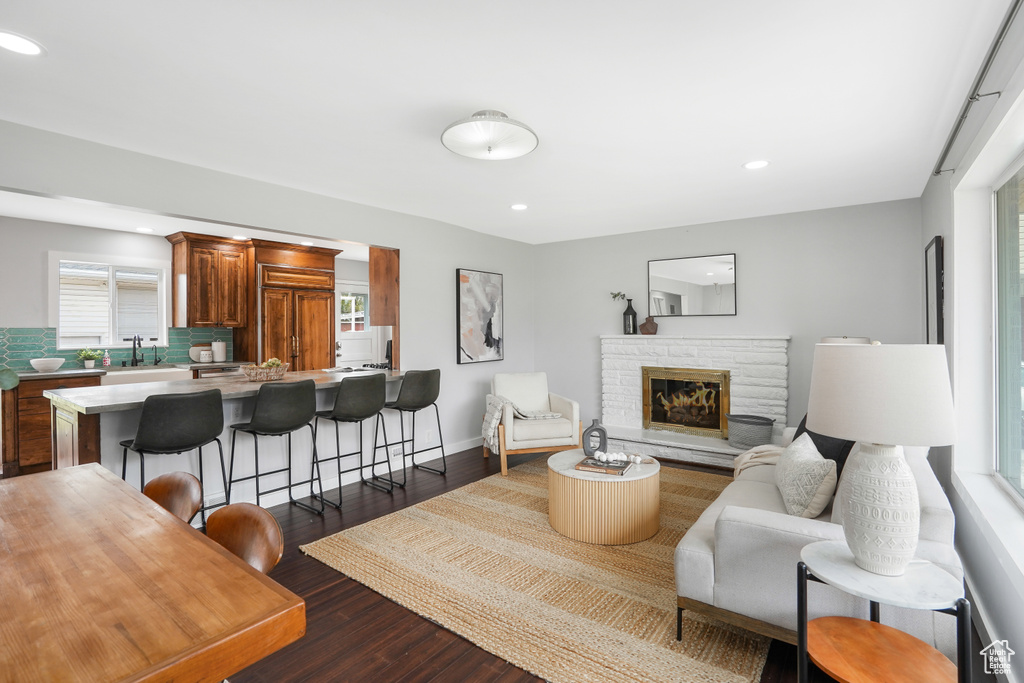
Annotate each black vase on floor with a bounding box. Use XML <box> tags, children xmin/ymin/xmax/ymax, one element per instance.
<box><xmin>622</xmin><ymin>298</ymin><xmax>638</xmax><ymax>335</ymax></box>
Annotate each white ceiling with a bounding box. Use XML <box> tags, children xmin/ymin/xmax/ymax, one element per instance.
<box><xmin>0</xmin><ymin>1</ymin><xmax>1011</xmax><ymax>245</ymax></box>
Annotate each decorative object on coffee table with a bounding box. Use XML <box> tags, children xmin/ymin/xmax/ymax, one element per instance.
<box><xmin>581</xmin><ymin>418</ymin><xmax>608</xmax><ymax>456</ymax></box>
<box><xmin>806</xmin><ymin>343</ymin><xmax>956</xmax><ymax>576</ymax></box>
<box><xmin>457</xmin><ymin>268</ymin><xmax>503</xmax><ymax>364</ymax></box>
<box><xmin>639</xmin><ymin>315</ymin><xmax>658</xmax><ymax>334</ymax></box>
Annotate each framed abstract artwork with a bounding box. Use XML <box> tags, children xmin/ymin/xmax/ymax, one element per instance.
<box><xmin>925</xmin><ymin>236</ymin><xmax>944</xmax><ymax>344</ymax></box>
<box><xmin>457</xmin><ymin>268</ymin><xmax>503</xmax><ymax>363</ymax></box>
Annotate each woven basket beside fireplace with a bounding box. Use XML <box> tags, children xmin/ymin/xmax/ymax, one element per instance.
<box><xmin>725</xmin><ymin>414</ymin><xmax>774</xmax><ymax>450</ymax></box>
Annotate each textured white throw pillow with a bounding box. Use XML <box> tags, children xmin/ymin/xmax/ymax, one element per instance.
<box><xmin>775</xmin><ymin>432</ymin><xmax>838</xmax><ymax>518</ymax></box>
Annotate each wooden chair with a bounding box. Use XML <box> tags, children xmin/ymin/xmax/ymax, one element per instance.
<box><xmin>143</xmin><ymin>471</ymin><xmax>203</xmax><ymax>523</ymax></box>
<box><xmin>205</xmin><ymin>502</ymin><xmax>284</xmax><ymax>574</ymax></box>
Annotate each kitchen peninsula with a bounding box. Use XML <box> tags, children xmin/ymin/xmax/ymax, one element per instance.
<box><xmin>44</xmin><ymin>369</ymin><xmax>402</xmax><ymax>507</ymax></box>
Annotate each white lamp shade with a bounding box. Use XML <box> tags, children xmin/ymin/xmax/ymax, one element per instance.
<box><xmin>441</xmin><ymin>110</ymin><xmax>538</xmax><ymax>160</ymax></box>
<box><xmin>806</xmin><ymin>343</ymin><xmax>956</xmax><ymax>446</ymax></box>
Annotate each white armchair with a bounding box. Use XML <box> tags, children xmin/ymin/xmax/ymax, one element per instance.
<box><xmin>484</xmin><ymin>372</ymin><xmax>581</xmax><ymax>476</ymax></box>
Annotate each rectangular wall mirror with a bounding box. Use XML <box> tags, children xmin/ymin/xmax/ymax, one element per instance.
<box><xmin>648</xmin><ymin>253</ymin><xmax>736</xmax><ymax>316</ymax></box>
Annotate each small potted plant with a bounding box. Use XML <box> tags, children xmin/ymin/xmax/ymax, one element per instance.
<box><xmin>76</xmin><ymin>348</ymin><xmax>105</xmax><ymax>369</ymax></box>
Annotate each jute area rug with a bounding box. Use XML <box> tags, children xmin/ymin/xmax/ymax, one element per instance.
<box><xmin>300</xmin><ymin>459</ymin><xmax>769</xmax><ymax>683</ymax></box>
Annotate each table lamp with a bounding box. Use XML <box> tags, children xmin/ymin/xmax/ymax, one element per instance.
<box><xmin>806</xmin><ymin>343</ymin><xmax>956</xmax><ymax>576</ymax></box>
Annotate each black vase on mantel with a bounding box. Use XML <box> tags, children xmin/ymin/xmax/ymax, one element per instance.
<box><xmin>622</xmin><ymin>298</ymin><xmax>638</xmax><ymax>335</ymax></box>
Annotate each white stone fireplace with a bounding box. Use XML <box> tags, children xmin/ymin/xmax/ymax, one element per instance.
<box><xmin>601</xmin><ymin>335</ymin><xmax>790</xmax><ymax>467</ymax></box>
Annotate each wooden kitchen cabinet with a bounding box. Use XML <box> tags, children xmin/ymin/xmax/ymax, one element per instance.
<box><xmin>1</xmin><ymin>374</ymin><xmax>101</xmax><ymax>478</ymax></box>
<box><xmin>260</xmin><ymin>288</ymin><xmax>334</xmax><ymax>371</ymax></box>
<box><xmin>167</xmin><ymin>232</ymin><xmax>248</xmax><ymax>327</ymax></box>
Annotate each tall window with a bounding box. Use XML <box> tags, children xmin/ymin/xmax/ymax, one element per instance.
<box><xmin>995</xmin><ymin>166</ymin><xmax>1024</xmax><ymax>499</ymax></box>
<box><xmin>57</xmin><ymin>260</ymin><xmax>166</xmax><ymax>349</ymax></box>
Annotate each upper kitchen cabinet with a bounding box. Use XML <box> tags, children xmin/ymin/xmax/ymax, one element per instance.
<box><xmin>167</xmin><ymin>232</ymin><xmax>248</xmax><ymax>327</ymax></box>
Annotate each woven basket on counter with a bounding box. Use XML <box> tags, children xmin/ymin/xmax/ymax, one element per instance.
<box><xmin>725</xmin><ymin>414</ymin><xmax>775</xmax><ymax>450</ymax></box>
<box><xmin>241</xmin><ymin>363</ymin><xmax>290</xmax><ymax>382</ymax></box>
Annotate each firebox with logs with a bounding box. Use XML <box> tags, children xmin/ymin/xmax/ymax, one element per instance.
<box><xmin>641</xmin><ymin>366</ymin><xmax>730</xmax><ymax>439</ymax></box>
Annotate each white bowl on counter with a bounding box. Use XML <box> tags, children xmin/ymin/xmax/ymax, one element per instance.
<box><xmin>30</xmin><ymin>358</ymin><xmax>65</xmax><ymax>372</ymax></box>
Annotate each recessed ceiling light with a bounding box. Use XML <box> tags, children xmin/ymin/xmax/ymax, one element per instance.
<box><xmin>706</xmin><ymin>272</ymin><xmax>714</xmax><ymax>276</ymax></box>
<box><xmin>232</xmin><ymin>235</ymin><xmax>247</xmax><ymax>241</ymax></box>
<box><xmin>0</xmin><ymin>31</ymin><xmax>44</xmax><ymax>56</ymax></box>
<box><xmin>135</xmin><ymin>227</ymin><xmax>154</xmax><ymax>233</ymax></box>
<box><xmin>743</xmin><ymin>160</ymin><xmax>769</xmax><ymax>170</ymax></box>
<box><xmin>510</xmin><ymin>204</ymin><xmax>528</xmax><ymax>211</ymax></box>
<box><xmin>300</xmin><ymin>241</ymin><xmax>314</xmax><ymax>246</ymax></box>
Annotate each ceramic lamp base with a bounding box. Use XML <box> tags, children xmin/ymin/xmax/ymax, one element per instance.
<box><xmin>840</xmin><ymin>443</ymin><xmax>920</xmax><ymax>576</ymax></box>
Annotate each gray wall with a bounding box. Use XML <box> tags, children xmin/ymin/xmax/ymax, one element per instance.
<box><xmin>335</xmin><ymin>258</ymin><xmax>370</xmax><ymax>282</ymax></box>
<box><xmin>0</xmin><ymin>120</ymin><xmax>537</xmax><ymax>454</ymax></box>
<box><xmin>532</xmin><ymin>198</ymin><xmax>925</xmax><ymax>426</ymax></box>
<box><xmin>0</xmin><ymin>218</ymin><xmax>173</xmax><ymax>327</ymax></box>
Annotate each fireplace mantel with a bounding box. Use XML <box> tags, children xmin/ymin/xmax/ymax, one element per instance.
<box><xmin>600</xmin><ymin>334</ymin><xmax>790</xmax><ymax>466</ymax></box>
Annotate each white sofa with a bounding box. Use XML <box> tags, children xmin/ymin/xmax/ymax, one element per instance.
<box><xmin>674</xmin><ymin>432</ymin><xmax>962</xmax><ymax>658</ymax></box>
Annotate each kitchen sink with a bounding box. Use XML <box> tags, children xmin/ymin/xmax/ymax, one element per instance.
<box><xmin>100</xmin><ymin>367</ymin><xmax>193</xmax><ymax>385</ymax></box>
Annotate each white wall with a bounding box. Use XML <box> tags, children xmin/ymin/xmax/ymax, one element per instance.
<box><xmin>0</xmin><ymin>120</ymin><xmax>538</xmax><ymax>455</ymax></box>
<box><xmin>335</xmin><ymin>258</ymin><xmax>369</xmax><ymax>282</ymax></box>
<box><xmin>0</xmin><ymin>218</ymin><xmax>173</xmax><ymax>327</ymax></box>
<box><xmin>533</xmin><ymin>199</ymin><xmax>925</xmax><ymax>426</ymax></box>
<box><xmin>918</xmin><ymin>38</ymin><xmax>1024</xmax><ymax>672</ymax></box>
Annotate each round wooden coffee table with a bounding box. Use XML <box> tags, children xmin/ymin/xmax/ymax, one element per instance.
<box><xmin>547</xmin><ymin>449</ymin><xmax>660</xmax><ymax>545</ymax></box>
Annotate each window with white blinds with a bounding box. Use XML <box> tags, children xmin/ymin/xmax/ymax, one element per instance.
<box><xmin>57</xmin><ymin>260</ymin><xmax>166</xmax><ymax>349</ymax></box>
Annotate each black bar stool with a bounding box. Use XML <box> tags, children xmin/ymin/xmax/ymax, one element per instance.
<box><xmin>119</xmin><ymin>388</ymin><xmax>226</xmax><ymax>525</ymax></box>
<box><xmin>384</xmin><ymin>368</ymin><xmax>446</xmax><ymax>478</ymax></box>
<box><xmin>313</xmin><ymin>373</ymin><xmax>394</xmax><ymax>508</ymax></box>
<box><xmin>226</xmin><ymin>379</ymin><xmax>325</xmax><ymax>515</ymax></box>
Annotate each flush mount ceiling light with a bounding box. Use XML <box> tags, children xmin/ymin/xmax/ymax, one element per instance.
<box><xmin>441</xmin><ymin>110</ymin><xmax>538</xmax><ymax>160</ymax></box>
<box><xmin>743</xmin><ymin>160</ymin><xmax>769</xmax><ymax>170</ymax></box>
<box><xmin>0</xmin><ymin>31</ymin><xmax>45</xmax><ymax>56</ymax></box>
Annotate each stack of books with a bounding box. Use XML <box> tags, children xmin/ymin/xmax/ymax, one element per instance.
<box><xmin>574</xmin><ymin>457</ymin><xmax>633</xmax><ymax>476</ymax></box>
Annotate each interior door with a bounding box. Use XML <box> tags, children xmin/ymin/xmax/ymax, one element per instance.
<box><xmin>294</xmin><ymin>290</ymin><xmax>334</xmax><ymax>371</ymax></box>
<box><xmin>260</xmin><ymin>287</ymin><xmax>293</xmax><ymax>366</ymax></box>
<box><xmin>335</xmin><ymin>281</ymin><xmax>373</xmax><ymax>367</ymax></box>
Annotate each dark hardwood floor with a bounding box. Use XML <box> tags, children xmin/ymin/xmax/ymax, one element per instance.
<box><xmin>232</xmin><ymin>447</ymin><xmax>990</xmax><ymax>683</ymax></box>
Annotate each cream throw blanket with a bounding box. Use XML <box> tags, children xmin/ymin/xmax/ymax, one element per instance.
<box><xmin>482</xmin><ymin>395</ymin><xmax>561</xmax><ymax>453</ymax></box>
<box><xmin>733</xmin><ymin>443</ymin><xmax>784</xmax><ymax>478</ymax></box>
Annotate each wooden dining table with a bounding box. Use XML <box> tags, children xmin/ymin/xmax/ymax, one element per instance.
<box><xmin>0</xmin><ymin>463</ymin><xmax>305</xmax><ymax>682</ymax></box>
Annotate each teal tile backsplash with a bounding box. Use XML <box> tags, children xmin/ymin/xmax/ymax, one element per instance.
<box><xmin>0</xmin><ymin>328</ymin><xmax>233</xmax><ymax>370</ymax></box>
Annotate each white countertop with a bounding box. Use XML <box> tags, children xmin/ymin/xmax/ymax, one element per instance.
<box><xmin>43</xmin><ymin>368</ymin><xmax>403</xmax><ymax>415</ymax></box>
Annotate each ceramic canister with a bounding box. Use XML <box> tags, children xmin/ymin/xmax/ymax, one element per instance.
<box><xmin>211</xmin><ymin>340</ymin><xmax>227</xmax><ymax>362</ymax></box>
<box><xmin>199</xmin><ymin>350</ymin><xmax>213</xmax><ymax>363</ymax></box>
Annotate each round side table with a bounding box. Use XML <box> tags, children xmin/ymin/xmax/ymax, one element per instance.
<box><xmin>547</xmin><ymin>449</ymin><xmax>660</xmax><ymax>545</ymax></box>
<box><xmin>797</xmin><ymin>540</ymin><xmax>970</xmax><ymax>683</ymax></box>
